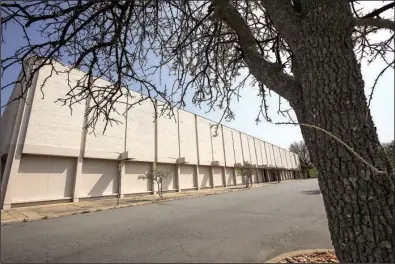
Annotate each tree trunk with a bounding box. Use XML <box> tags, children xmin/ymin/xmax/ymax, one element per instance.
<box><xmin>157</xmin><ymin>182</ymin><xmax>161</xmax><ymax>198</ymax></box>
<box><xmin>290</xmin><ymin>2</ymin><xmax>394</xmax><ymax>262</ymax></box>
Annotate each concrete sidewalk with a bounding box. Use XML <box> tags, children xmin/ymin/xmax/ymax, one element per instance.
<box><xmin>1</xmin><ymin>182</ymin><xmax>279</xmax><ymax>225</ymax></box>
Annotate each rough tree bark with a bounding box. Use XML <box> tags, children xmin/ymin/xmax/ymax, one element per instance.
<box><xmin>288</xmin><ymin>2</ymin><xmax>395</xmax><ymax>263</ymax></box>
<box><xmin>215</xmin><ymin>0</ymin><xmax>394</xmax><ymax>262</ymax></box>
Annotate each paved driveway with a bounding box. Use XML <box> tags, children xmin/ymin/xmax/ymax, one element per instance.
<box><xmin>1</xmin><ymin>179</ymin><xmax>332</xmax><ymax>263</ymax></box>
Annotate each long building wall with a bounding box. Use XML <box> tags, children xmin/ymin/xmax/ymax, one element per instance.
<box><xmin>0</xmin><ymin>61</ymin><xmax>300</xmax><ymax>208</ymax></box>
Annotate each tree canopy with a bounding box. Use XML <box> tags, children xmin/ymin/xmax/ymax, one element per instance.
<box><xmin>1</xmin><ymin>1</ymin><xmax>393</xmax><ymax>130</ymax></box>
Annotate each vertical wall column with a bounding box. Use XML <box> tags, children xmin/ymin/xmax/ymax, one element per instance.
<box><xmin>210</xmin><ymin>167</ymin><xmax>215</xmax><ymax>189</ymax></box>
<box><xmin>239</xmin><ymin>132</ymin><xmax>245</xmax><ymax>184</ymax></box>
<box><xmin>152</xmin><ymin>99</ymin><xmax>158</xmax><ymax>194</ymax></box>
<box><xmin>231</xmin><ymin>132</ymin><xmax>237</xmax><ymax>186</ymax></box>
<box><xmin>72</xmin><ymin>93</ymin><xmax>91</xmax><ymax>203</ymax></box>
<box><xmin>209</xmin><ymin>125</ymin><xmax>215</xmax><ymax>189</ymax></box>
<box><xmin>119</xmin><ymin>161</ymin><xmax>126</xmax><ymax>198</ymax></box>
<box><xmin>220</xmin><ymin>125</ymin><xmax>227</xmax><ymax>187</ymax></box>
<box><xmin>239</xmin><ymin>132</ymin><xmax>245</xmax><ymax>163</ymax></box>
<box><xmin>253</xmin><ymin>138</ymin><xmax>260</xmax><ymax>183</ymax></box>
<box><xmin>119</xmin><ymin>96</ymin><xmax>129</xmax><ymax>198</ymax></box>
<box><xmin>176</xmin><ymin>110</ymin><xmax>181</xmax><ymax>192</ymax></box>
<box><xmin>1</xmin><ymin>61</ymin><xmax>38</xmax><ymax>209</ymax></box>
<box><xmin>194</xmin><ymin>115</ymin><xmax>200</xmax><ymax>190</ymax></box>
<box><xmin>270</xmin><ymin>144</ymin><xmax>277</xmax><ymax>172</ymax></box>
<box><xmin>176</xmin><ymin>164</ymin><xmax>181</xmax><ymax>192</ymax></box>
<box><xmin>278</xmin><ymin>148</ymin><xmax>284</xmax><ymax>180</ymax></box>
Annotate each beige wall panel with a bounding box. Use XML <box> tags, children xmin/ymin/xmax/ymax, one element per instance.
<box><xmin>81</xmin><ymin>159</ymin><xmax>119</xmax><ymax>197</ymax></box>
<box><xmin>178</xmin><ymin>110</ymin><xmax>197</xmax><ymax>164</ymax></box>
<box><xmin>285</xmin><ymin>150</ymin><xmax>290</xmax><ymax>169</ymax></box>
<box><xmin>198</xmin><ymin>166</ymin><xmax>212</xmax><ymax>188</ymax></box>
<box><xmin>235</xmin><ymin>169</ymin><xmax>244</xmax><ymax>184</ymax></box>
<box><xmin>255</xmin><ymin>139</ymin><xmax>263</xmax><ymax>167</ymax></box>
<box><xmin>241</xmin><ymin>134</ymin><xmax>250</xmax><ymax>162</ymax></box>
<box><xmin>279</xmin><ymin>149</ymin><xmax>286</xmax><ymax>168</ymax></box>
<box><xmin>126</xmin><ymin>97</ymin><xmax>155</xmax><ymax>162</ymax></box>
<box><xmin>272</xmin><ymin>145</ymin><xmax>278</xmax><ymax>167</ymax></box>
<box><xmin>210</xmin><ymin>125</ymin><xmax>225</xmax><ymax>165</ymax></box>
<box><xmin>248</xmin><ymin>137</ymin><xmax>257</xmax><ymax>165</ymax></box>
<box><xmin>225</xmin><ymin>167</ymin><xmax>235</xmax><ymax>186</ymax></box>
<box><xmin>157</xmin><ymin>163</ymin><xmax>176</xmax><ymax>191</ymax></box>
<box><xmin>273</xmin><ymin>146</ymin><xmax>281</xmax><ymax>167</ymax></box>
<box><xmin>12</xmin><ymin>155</ymin><xmax>75</xmax><ymax>203</ymax></box>
<box><xmin>265</xmin><ymin>143</ymin><xmax>274</xmax><ymax>167</ymax></box>
<box><xmin>260</xmin><ymin>141</ymin><xmax>268</xmax><ymax>166</ymax></box>
<box><xmin>282</xmin><ymin>149</ymin><xmax>288</xmax><ymax>169</ymax></box>
<box><xmin>85</xmin><ymin>99</ymin><xmax>127</xmax><ymax>156</ymax></box>
<box><xmin>212</xmin><ymin>167</ymin><xmax>223</xmax><ymax>187</ymax></box>
<box><xmin>24</xmin><ymin>64</ymin><xmax>86</xmax><ymax>152</ymax></box>
<box><xmin>274</xmin><ymin>145</ymin><xmax>280</xmax><ymax>167</ymax></box>
<box><xmin>271</xmin><ymin>145</ymin><xmax>277</xmax><ymax>167</ymax></box>
<box><xmin>222</xmin><ymin>127</ymin><xmax>235</xmax><ymax>166</ymax></box>
<box><xmin>179</xmin><ymin>165</ymin><xmax>195</xmax><ymax>189</ymax></box>
<box><xmin>232</xmin><ymin>131</ymin><xmax>243</xmax><ymax>164</ymax></box>
<box><xmin>124</xmin><ymin>161</ymin><xmax>152</xmax><ymax>194</ymax></box>
<box><xmin>278</xmin><ymin>147</ymin><xmax>284</xmax><ymax>168</ymax></box>
<box><xmin>1</xmin><ymin>81</ymin><xmax>22</xmax><ymax>155</ymax></box>
<box><xmin>157</xmin><ymin>113</ymin><xmax>179</xmax><ymax>164</ymax></box>
<box><xmin>285</xmin><ymin>151</ymin><xmax>292</xmax><ymax>169</ymax></box>
<box><xmin>285</xmin><ymin>150</ymin><xmax>291</xmax><ymax>169</ymax></box>
<box><xmin>197</xmin><ymin>117</ymin><xmax>212</xmax><ymax>166</ymax></box>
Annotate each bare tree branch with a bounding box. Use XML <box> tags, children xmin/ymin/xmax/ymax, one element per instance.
<box><xmin>259</xmin><ymin>0</ymin><xmax>301</xmax><ymax>46</ymax></box>
<box><xmin>354</xmin><ymin>17</ymin><xmax>395</xmax><ymax>31</ymax></box>
<box><xmin>211</xmin><ymin>0</ymin><xmax>301</xmax><ymax>103</ymax></box>
<box><xmin>361</xmin><ymin>2</ymin><xmax>395</xmax><ymax>19</ymax></box>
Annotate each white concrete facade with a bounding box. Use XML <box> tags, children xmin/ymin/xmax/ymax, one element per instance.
<box><xmin>0</xmin><ymin>60</ymin><xmax>300</xmax><ymax>209</ymax></box>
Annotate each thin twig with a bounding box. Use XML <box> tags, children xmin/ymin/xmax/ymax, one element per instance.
<box><xmin>276</xmin><ymin>122</ymin><xmax>387</xmax><ymax>175</ymax></box>
<box><xmin>366</xmin><ymin>62</ymin><xmax>394</xmax><ymax>119</ymax></box>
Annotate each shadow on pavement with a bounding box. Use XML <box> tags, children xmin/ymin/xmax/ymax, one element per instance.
<box><xmin>302</xmin><ymin>190</ymin><xmax>321</xmax><ymax>195</ymax></box>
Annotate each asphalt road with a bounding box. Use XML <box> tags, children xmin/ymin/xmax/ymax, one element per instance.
<box><xmin>1</xmin><ymin>179</ymin><xmax>332</xmax><ymax>263</ymax></box>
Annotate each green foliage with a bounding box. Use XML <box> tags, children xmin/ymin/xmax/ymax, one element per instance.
<box><xmin>382</xmin><ymin>140</ymin><xmax>394</xmax><ymax>168</ymax></box>
<box><xmin>308</xmin><ymin>168</ymin><xmax>318</xmax><ymax>178</ymax></box>
<box><xmin>139</xmin><ymin>168</ymin><xmax>170</xmax><ymax>198</ymax></box>
<box><xmin>235</xmin><ymin>161</ymin><xmax>255</xmax><ymax>187</ymax></box>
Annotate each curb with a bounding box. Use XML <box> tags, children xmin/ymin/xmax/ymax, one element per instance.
<box><xmin>1</xmin><ymin>184</ymin><xmax>258</xmax><ymax>225</ymax></box>
<box><xmin>264</xmin><ymin>249</ymin><xmax>335</xmax><ymax>263</ymax></box>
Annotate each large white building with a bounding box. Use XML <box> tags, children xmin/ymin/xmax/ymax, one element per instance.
<box><xmin>0</xmin><ymin>60</ymin><xmax>300</xmax><ymax>209</ymax></box>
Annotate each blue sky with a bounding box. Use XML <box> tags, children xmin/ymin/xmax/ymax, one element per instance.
<box><xmin>1</xmin><ymin>2</ymin><xmax>394</xmax><ymax>149</ymax></box>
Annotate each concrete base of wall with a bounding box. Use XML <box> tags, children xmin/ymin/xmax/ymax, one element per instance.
<box><xmin>11</xmin><ymin>198</ymin><xmax>73</xmax><ymax>208</ymax></box>
<box><xmin>2</xmin><ymin>153</ymin><xmax>298</xmax><ymax>208</ymax></box>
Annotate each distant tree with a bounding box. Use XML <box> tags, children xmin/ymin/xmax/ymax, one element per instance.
<box><xmin>289</xmin><ymin>141</ymin><xmax>313</xmax><ymax>178</ymax></box>
<box><xmin>139</xmin><ymin>168</ymin><xmax>170</xmax><ymax>199</ymax></box>
<box><xmin>383</xmin><ymin>140</ymin><xmax>395</xmax><ymax>168</ymax></box>
<box><xmin>236</xmin><ymin>161</ymin><xmax>255</xmax><ymax>188</ymax></box>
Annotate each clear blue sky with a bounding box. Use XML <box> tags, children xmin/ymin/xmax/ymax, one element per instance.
<box><xmin>1</xmin><ymin>2</ymin><xmax>394</xmax><ymax>149</ymax></box>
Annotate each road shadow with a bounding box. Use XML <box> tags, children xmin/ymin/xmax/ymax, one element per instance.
<box><xmin>302</xmin><ymin>189</ymin><xmax>321</xmax><ymax>195</ymax></box>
